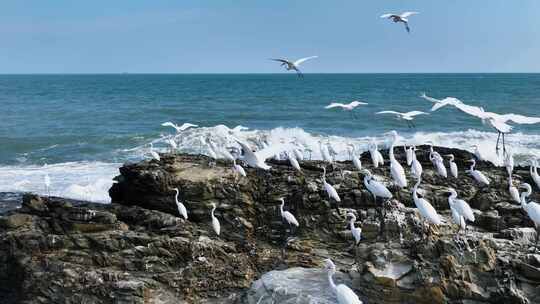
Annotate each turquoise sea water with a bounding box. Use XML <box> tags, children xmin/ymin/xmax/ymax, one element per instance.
<box><xmin>1</xmin><ymin>73</ymin><xmax>540</xmax><ymax>203</ymax></box>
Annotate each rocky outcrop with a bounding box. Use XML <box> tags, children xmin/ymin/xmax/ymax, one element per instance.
<box><xmin>1</xmin><ymin>146</ymin><xmax>540</xmax><ymax>303</ymax></box>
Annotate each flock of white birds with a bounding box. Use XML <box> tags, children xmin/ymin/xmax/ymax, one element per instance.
<box><xmin>37</xmin><ymin>10</ymin><xmax>540</xmax><ymax>304</ymax></box>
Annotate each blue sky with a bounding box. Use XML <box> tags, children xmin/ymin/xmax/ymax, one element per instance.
<box><xmin>1</xmin><ymin>0</ymin><xmax>539</xmax><ymax>73</ymax></box>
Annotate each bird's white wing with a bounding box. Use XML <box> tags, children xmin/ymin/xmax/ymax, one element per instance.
<box><xmin>400</xmin><ymin>11</ymin><xmax>419</xmax><ymax>18</ymax></box>
<box><xmin>380</xmin><ymin>13</ymin><xmax>394</xmax><ymax>18</ymax></box>
<box><xmin>406</xmin><ymin>111</ymin><xmax>428</xmax><ymax>117</ymax></box>
<box><xmin>232</xmin><ymin>125</ymin><xmax>249</xmax><ymax>132</ymax></box>
<box><xmin>349</xmin><ymin>101</ymin><xmax>368</xmax><ymax>107</ymax></box>
<box><xmin>420</xmin><ymin>93</ymin><xmax>440</xmax><ymax>104</ymax></box>
<box><xmin>256</xmin><ymin>143</ymin><xmax>293</xmax><ymax>160</ymax></box>
<box><xmin>499</xmin><ymin>113</ymin><xmax>540</xmax><ymax>125</ymax></box>
<box><xmin>454</xmin><ymin>103</ymin><xmax>488</xmax><ymax>119</ymax></box>
<box><xmin>325</xmin><ymin>103</ymin><xmax>346</xmax><ymax>109</ymax></box>
<box><xmin>376</xmin><ymin>111</ymin><xmax>403</xmax><ymax>116</ymax></box>
<box><xmin>161</xmin><ymin>122</ymin><xmax>177</xmax><ymax>128</ymax></box>
<box><xmin>293</xmin><ymin>56</ymin><xmax>318</xmax><ymax>66</ymax></box>
<box><xmin>490</xmin><ymin>119</ymin><xmax>513</xmax><ymax>133</ymax></box>
<box><xmin>179</xmin><ymin>123</ymin><xmax>198</xmax><ymax>131</ymax></box>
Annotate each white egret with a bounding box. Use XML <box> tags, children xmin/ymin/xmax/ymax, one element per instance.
<box><xmin>44</xmin><ymin>173</ymin><xmax>51</xmax><ymax>197</ymax></box>
<box><xmin>319</xmin><ymin>140</ymin><xmax>333</xmax><ymax>163</ymax></box>
<box><xmin>446</xmin><ymin>154</ymin><xmax>458</xmax><ymax>178</ymax></box>
<box><xmin>508</xmin><ymin>176</ymin><xmax>520</xmax><ymax>204</ymax></box>
<box><xmin>323</xmin><ymin>259</ymin><xmax>363</xmax><ymax>304</ymax></box>
<box><xmin>149</xmin><ymin>143</ymin><xmax>160</xmax><ymax>161</ymax></box>
<box><xmin>429</xmin><ymin>145</ymin><xmax>447</xmax><ymax>178</ymax></box>
<box><xmin>368</xmin><ymin>141</ymin><xmax>384</xmax><ymax>168</ymax></box>
<box><xmin>361</xmin><ymin>169</ymin><xmax>392</xmax><ymax>202</ymax></box>
<box><xmin>270</xmin><ymin>56</ymin><xmax>318</xmax><ymax>78</ymax></box>
<box><xmin>346</xmin><ymin>213</ymin><xmax>362</xmax><ymax>246</ymax></box>
<box><xmin>347</xmin><ymin>144</ymin><xmax>362</xmax><ymax>171</ymax></box>
<box><xmin>234</xmin><ymin>138</ymin><xmax>289</xmax><ymax>170</ymax></box>
<box><xmin>387</xmin><ymin>131</ymin><xmax>407</xmax><ymax>188</ymax></box>
<box><xmin>325</xmin><ymin>101</ymin><xmax>368</xmax><ymax>119</ymax></box>
<box><xmin>412</xmin><ymin>178</ymin><xmax>442</xmax><ymax>234</ymax></box>
<box><xmin>279</xmin><ymin>198</ymin><xmax>299</xmax><ymax>227</ymax></box>
<box><xmin>530</xmin><ymin>160</ymin><xmax>540</xmax><ymax>190</ymax></box>
<box><xmin>376</xmin><ymin>110</ymin><xmax>428</xmax><ymax>128</ymax></box>
<box><xmin>380</xmin><ymin>11</ymin><xmax>419</xmax><ymax>33</ymax></box>
<box><xmin>322</xmin><ymin>167</ymin><xmax>341</xmax><ymax>202</ymax></box>
<box><xmin>287</xmin><ymin>152</ymin><xmax>302</xmax><ymax>173</ymax></box>
<box><xmin>232</xmin><ymin>159</ymin><xmax>247</xmax><ymax>177</ymax></box>
<box><xmin>420</xmin><ymin>93</ymin><xmax>463</xmax><ymax>112</ymax></box>
<box><xmin>472</xmin><ymin>145</ymin><xmax>487</xmax><ymax>162</ymax></box>
<box><xmin>519</xmin><ymin>183</ymin><xmax>540</xmax><ymax>249</ymax></box>
<box><xmin>405</xmin><ymin>146</ymin><xmax>413</xmax><ymax>166</ymax></box>
<box><xmin>208</xmin><ymin>139</ymin><xmax>235</xmax><ymax>161</ymax></box>
<box><xmin>504</xmin><ymin>152</ymin><xmax>514</xmax><ymax>176</ymax></box>
<box><xmin>173</xmin><ymin>188</ymin><xmax>188</xmax><ymax>220</ymax></box>
<box><xmin>161</xmin><ymin>122</ymin><xmax>198</xmax><ymax>133</ymax></box>
<box><xmin>410</xmin><ymin>147</ymin><xmax>423</xmax><ymax>179</ymax></box>
<box><xmin>165</xmin><ymin>138</ymin><xmax>177</xmax><ymax>153</ymax></box>
<box><xmin>467</xmin><ymin>159</ymin><xmax>490</xmax><ymax>186</ymax></box>
<box><xmin>210</xmin><ymin>203</ymin><xmax>221</xmax><ymax>236</ymax></box>
<box><xmin>447</xmin><ymin>188</ymin><xmax>475</xmax><ymax>227</ymax></box>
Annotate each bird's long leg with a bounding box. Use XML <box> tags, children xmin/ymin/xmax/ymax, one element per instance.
<box><xmin>495</xmin><ymin>132</ymin><xmax>501</xmax><ymax>154</ymax></box>
<box><xmin>502</xmin><ymin>133</ymin><xmax>507</xmax><ymax>155</ymax></box>
<box><xmin>411</xmin><ymin>120</ymin><xmax>416</xmax><ymax>128</ymax></box>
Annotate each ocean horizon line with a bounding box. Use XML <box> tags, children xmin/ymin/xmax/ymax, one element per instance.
<box><xmin>1</xmin><ymin>72</ymin><xmax>540</xmax><ymax>76</ymax></box>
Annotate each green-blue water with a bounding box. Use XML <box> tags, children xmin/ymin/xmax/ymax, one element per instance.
<box><xmin>1</xmin><ymin>73</ymin><xmax>540</xmax><ymax>203</ymax></box>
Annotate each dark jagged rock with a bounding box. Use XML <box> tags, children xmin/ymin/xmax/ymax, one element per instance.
<box><xmin>2</xmin><ymin>146</ymin><xmax>540</xmax><ymax>303</ymax></box>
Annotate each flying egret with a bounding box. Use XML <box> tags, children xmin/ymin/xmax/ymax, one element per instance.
<box><xmin>530</xmin><ymin>160</ymin><xmax>540</xmax><ymax>190</ymax></box>
<box><xmin>368</xmin><ymin>141</ymin><xmax>384</xmax><ymax>168</ymax></box>
<box><xmin>446</xmin><ymin>154</ymin><xmax>458</xmax><ymax>178</ymax></box>
<box><xmin>149</xmin><ymin>143</ymin><xmax>160</xmax><ymax>161</ymax></box>
<box><xmin>270</xmin><ymin>56</ymin><xmax>318</xmax><ymax>78</ymax></box>
<box><xmin>380</xmin><ymin>11</ymin><xmax>419</xmax><ymax>33</ymax></box>
<box><xmin>387</xmin><ymin>131</ymin><xmax>407</xmax><ymax>188</ymax></box>
<box><xmin>447</xmin><ymin>188</ymin><xmax>475</xmax><ymax>231</ymax></box>
<box><xmin>173</xmin><ymin>188</ymin><xmax>188</xmax><ymax>220</ymax></box>
<box><xmin>420</xmin><ymin>93</ymin><xmax>463</xmax><ymax>112</ymax></box>
<box><xmin>519</xmin><ymin>183</ymin><xmax>540</xmax><ymax>249</ymax></box>
<box><xmin>508</xmin><ymin>176</ymin><xmax>520</xmax><ymax>204</ymax></box>
<box><xmin>412</xmin><ymin>178</ymin><xmax>442</xmax><ymax>238</ymax></box>
<box><xmin>346</xmin><ymin>213</ymin><xmax>362</xmax><ymax>246</ymax></box>
<box><xmin>410</xmin><ymin>146</ymin><xmax>423</xmax><ymax>179</ymax></box>
<box><xmin>347</xmin><ymin>144</ymin><xmax>362</xmax><ymax>171</ymax></box>
<box><xmin>467</xmin><ymin>159</ymin><xmax>490</xmax><ymax>186</ymax></box>
<box><xmin>279</xmin><ymin>198</ymin><xmax>299</xmax><ymax>227</ymax></box>
<box><xmin>322</xmin><ymin>167</ymin><xmax>341</xmax><ymax>203</ymax></box>
<box><xmin>405</xmin><ymin>146</ymin><xmax>413</xmax><ymax>166</ymax></box>
<box><xmin>325</xmin><ymin>101</ymin><xmax>368</xmax><ymax>119</ymax></box>
<box><xmin>323</xmin><ymin>259</ymin><xmax>363</xmax><ymax>304</ymax></box>
<box><xmin>376</xmin><ymin>110</ymin><xmax>428</xmax><ymax>128</ymax></box>
<box><xmin>234</xmin><ymin>138</ymin><xmax>290</xmax><ymax>170</ymax></box>
<box><xmin>450</xmin><ymin>102</ymin><xmax>540</xmax><ymax>154</ymax></box>
<box><xmin>210</xmin><ymin>203</ymin><xmax>221</xmax><ymax>236</ymax></box>
<box><xmin>161</xmin><ymin>122</ymin><xmax>198</xmax><ymax>133</ymax></box>
<box><xmin>361</xmin><ymin>169</ymin><xmax>393</xmax><ymax>202</ymax></box>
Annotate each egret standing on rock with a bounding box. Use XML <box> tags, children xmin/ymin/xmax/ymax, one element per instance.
<box><xmin>380</xmin><ymin>11</ymin><xmax>419</xmax><ymax>33</ymax></box>
<box><xmin>405</xmin><ymin>146</ymin><xmax>413</xmax><ymax>166</ymax></box>
<box><xmin>361</xmin><ymin>169</ymin><xmax>393</xmax><ymax>202</ymax></box>
<box><xmin>368</xmin><ymin>141</ymin><xmax>384</xmax><ymax>168</ymax></box>
<box><xmin>530</xmin><ymin>160</ymin><xmax>540</xmax><ymax>190</ymax></box>
<box><xmin>322</xmin><ymin>167</ymin><xmax>341</xmax><ymax>204</ymax></box>
<box><xmin>287</xmin><ymin>152</ymin><xmax>302</xmax><ymax>173</ymax></box>
<box><xmin>232</xmin><ymin>159</ymin><xmax>246</xmax><ymax>181</ymax></box>
<box><xmin>412</xmin><ymin>178</ymin><xmax>442</xmax><ymax>237</ymax></box>
<box><xmin>387</xmin><ymin>131</ymin><xmax>407</xmax><ymax>188</ymax></box>
<box><xmin>173</xmin><ymin>188</ymin><xmax>188</xmax><ymax>220</ymax></box>
<box><xmin>428</xmin><ymin>144</ymin><xmax>447</xmax><ymax>178</ymax></box>
<box><xmin>323</xmin><ymin>259</ymin><xmax>363</xmax><ymax>304</ymax></box>
<box><xmin>508</xmin><ymin>176</ymin><xmax>520</xmax><ymax>204</ymax></box>
<box><xmin>467</xmin><ymin>159</ymin><xmax>490</xmax><ymax>186</ymax></box>
<box><xmin>410</xmin><ymin>147</ymin><xmax>423</xmax><ymax>179</ymax></box>
<box><xmin>279</xmin><ymin>198</ymin><xmax>299</xmax><ymax>228</ymax></box>
<box><xmin>270</xmin><ymin>56</ymin><xmax>318</xmax><ymax>78</ymax></box>
<box><xmin>519</xmin><ymin>183</ymin><xmax>540</xmax><ymax>249</ymax></box>
<box><xmin>347</xmin><ymin>144</ymin><xmax>362</xmax><ymax>171</ymax></box>
<box><xmin>149</xmin><ymin>143</ymin><xmax>160</xmax><ymax>161</ymax></box>
<box><xmin>447</xmin><ymin>188</ymin><xmax>475</xmax><ymax>233</ymax></box>
<box><xmin>446</xmin><ymin>154</ymin><xmax>458</xmax><ymax>179</ymax></box>
<box><xmin>346</xmin><ymin>213</ymin><xmax>362</xmax><ymax>246</ymax></box>
<box><xmin>210</xmin><ymin>203</ymin><xmax>220</xmax><ymax>236</ymax></box>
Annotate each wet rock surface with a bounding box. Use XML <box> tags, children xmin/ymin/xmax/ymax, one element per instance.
<box><xmin>1</xmin><ymin>146</ymin><xmax>540</xmax><ymax>303</ymax></box>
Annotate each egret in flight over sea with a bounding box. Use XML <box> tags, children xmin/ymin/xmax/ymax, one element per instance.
<box><xmin>420</xmin><ymin>93</ymin><xmax>463</xmax><ymax>112</ymax></box>
<box><xmin>376</xmin><ymin>110</ymin><xmax>428</xmax><ymax>128</ymax></box>
<box><xmin>161</xmin><ymin>122</ymin><xmax>198</xmax><ymax>133</ymax></box>
<box><xmin>270</xmin><ymin>56</ymin><xmax>318</xmax><ymax>78</ymax></box>
<box><xmin>325</xmin><ymin>101</ymin><xmax>368</xmax><ymax>119</ymax></box>
<box><xmin>234</xmin><ymin>138</ymin><xmax>290</xmax><ymax>170</ymax></box>
<box><xmin>380</xmin><ymin>11</ymin><xmax>419</xmax><ymax>33</ymax></box>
